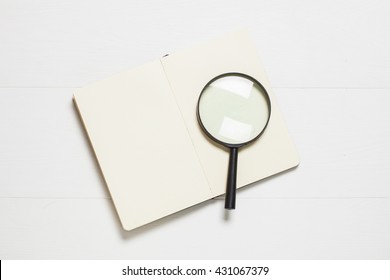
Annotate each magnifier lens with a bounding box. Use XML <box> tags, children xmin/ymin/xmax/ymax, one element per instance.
<box><xmin>198</xmin><ymin>75</ymin><xmax>270</xmax><ymax>145</ymax></box>
<box><xmin>197</xmin><ymin>74</ymin><xmax>271</xmax><ymax>209</ymax></box>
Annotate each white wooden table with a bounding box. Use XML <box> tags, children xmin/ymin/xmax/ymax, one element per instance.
<box><xmin>1</xmin><ymin>0</ymin><xmax>389</xmax><ymax>259</ymax></box>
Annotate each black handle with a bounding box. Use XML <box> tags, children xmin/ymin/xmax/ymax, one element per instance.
<box><xmin>225</xmin><ymin>147</ymin><xmax>238</xmax><ymax>209</ymax></box>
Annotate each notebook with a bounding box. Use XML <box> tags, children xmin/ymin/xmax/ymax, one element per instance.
<box><xmin>73</xmin><ymin>30</ymin><xmax>299</xmax><ymax>231</ymax></box>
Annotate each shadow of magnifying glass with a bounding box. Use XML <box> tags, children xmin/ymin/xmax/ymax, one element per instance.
<box><xmin>197</xmin><ymin>73</ymin><xmax>271</xmax><ymax>209</ymax></box>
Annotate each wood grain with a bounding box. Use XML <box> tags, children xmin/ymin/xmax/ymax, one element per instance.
<box><xmin>0</xmin><ymin>0</ymin><xmax>389</xmax><ymax>259</ymax></box>
<box><xmin>1</xmin><ymin>197</ymin><xmax>389</xmax><ymax>259</ymax></box>
<box><xmin>1</xmin><ymin>88</ymin><xmax>389</xmax><ymax>199</ymax></box>
<box><xmin>0</xmin><ymin>1</ymin><xmax>388</xmax><ymax>88</ymax></box>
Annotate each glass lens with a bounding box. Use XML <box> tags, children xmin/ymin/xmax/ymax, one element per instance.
<box><xmin>198</xmin><ymin>74</ymin><xmax>270</xmax><ymax>145</ymax></box>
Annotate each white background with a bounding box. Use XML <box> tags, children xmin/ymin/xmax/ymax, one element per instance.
<box><xmin>0</xmin><ymin>0</ymin><xmax>389</xmax><ymax>259</ymax></box>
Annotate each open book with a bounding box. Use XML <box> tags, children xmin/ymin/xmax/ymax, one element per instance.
<box><xmin>73</xmin><ymin>30</ymin><xmax>299</xmax><ymax>231</ymax></box>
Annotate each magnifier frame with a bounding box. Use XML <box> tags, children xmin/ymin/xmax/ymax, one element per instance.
<box><xmin>196</xmin><ymin>72</ymin><xmax>272</xmax><ymax>149</ymax></box>
<box><xmin>196</xmin><ymin>72</ymin><xmax>272</xmax><ymax>210</ymax></box>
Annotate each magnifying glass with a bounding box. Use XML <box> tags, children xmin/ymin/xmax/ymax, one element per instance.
<box><xmin>196</xmin><ymin>73</ymin><xmax>271</xmax><ymax>210</ymax></box>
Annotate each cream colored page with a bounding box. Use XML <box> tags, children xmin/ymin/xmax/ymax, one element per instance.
<box><xmin>74</xmin><ymin>60</ymin><xmax>212</xmax><ymax>231</ymax></box>
<box><xmin>162</xmin><ymin>31</ymin><xmax>299</xmax><ymax>196</ymax></box>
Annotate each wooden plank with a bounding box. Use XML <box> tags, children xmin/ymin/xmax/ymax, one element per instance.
<box><xmin>0</xmin><ymin>88</ymin><xmax>108</xmax><ymax>198</ymax></box>
<box><xmin>0</xmin><ymin>197</ymin><xmax>389</xmax><ymax>259</ymax></box>
<box><xmin>1</xmin><ymin>88</ymin><xmax>389</xmax><ymax>199</ymax></box>
<box><xmin>239</xmin><ymin>88</ymin><xmax>390</xmax><ymax>198</ymax></box>
<box><xmin>0</xmin><ymin>1</ymin><xmax>389</xmax><ymax>88</ymax></box>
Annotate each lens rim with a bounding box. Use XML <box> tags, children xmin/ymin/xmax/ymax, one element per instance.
<box><xmin>196</xmin><ymin>72</ymin><xmax>272</xmax><ymax>148</ymax></box>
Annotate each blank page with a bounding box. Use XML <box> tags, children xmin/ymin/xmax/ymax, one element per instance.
<box><xmin>162</xmin><ymin>30</ymin><xmax>300</xmax><ymax>196</ymax></box>
<box><xmin>74</xmin><ymin>60</ymin><xmax>212</xmax><ymax>231</ymax></box>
